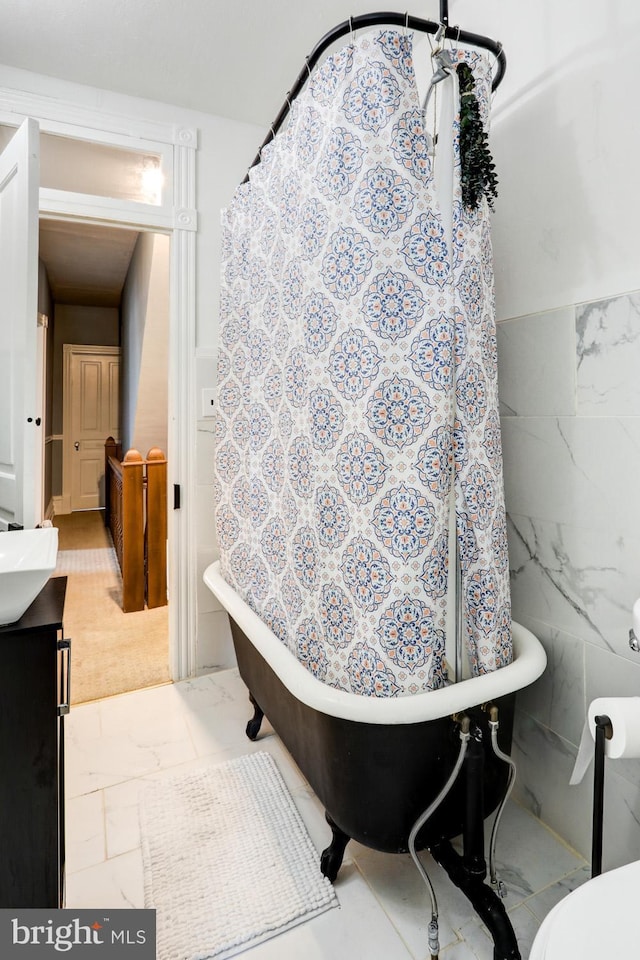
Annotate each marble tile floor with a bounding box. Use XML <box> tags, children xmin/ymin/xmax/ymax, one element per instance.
<box><xmin>64</xmin><ymin>669</ymin><xmax>590</xmax><ymax>959</ymax></box>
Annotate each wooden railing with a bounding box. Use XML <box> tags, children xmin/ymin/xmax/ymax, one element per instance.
<box><xmin>144</xmin><ymin>447</ymin><xmax>168</xmax><ymax>610</ymax></box>
<box><xmin>104</xmin><ymin>437</ymin><xmax>168</xmax><ymax>613</ymax></box>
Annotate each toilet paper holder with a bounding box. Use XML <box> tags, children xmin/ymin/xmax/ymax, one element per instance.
<box><xmin>592</xmin><ymin>714</ymin><xmax>613</xmax><ymax>879</ymax></box>
<box><xmin>629</xmin><ymin>598</ymin><xmax>640</xmax><ymax>652</ymax></box>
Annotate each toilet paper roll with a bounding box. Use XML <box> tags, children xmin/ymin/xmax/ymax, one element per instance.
<box><xmin>569</xmin><ymin>697</ymin><xmax>640</xmax><ymax>785</ymax></box>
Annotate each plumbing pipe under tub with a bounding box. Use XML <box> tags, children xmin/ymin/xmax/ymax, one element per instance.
<box><xmin>431</xmin><ymin>839</ymin><xmax>521</xmax><ymax>960</ymax></box>
<box><xmin>420</xmin><ymin>710</ymin><xmax>521</xmax><ymax>960</ymax></box>
<box><xmin>408</xmin><ymin>715</ymin><xmax>472</xmax><ymax>958</ymax></box>
<box><xmin>487</xmin><ymin>705</ymin><xmax>517</xmax><ymax>896</ymax></box>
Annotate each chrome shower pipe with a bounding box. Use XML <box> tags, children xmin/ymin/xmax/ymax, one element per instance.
<box><xmin>455</xmin><ymin>538</ymin><xmax>463</xmax><ymax>682</ymax></box>
<box><xmin>408</xmin><ymin>716</ymin><xmax>471</xmax><ymax>958</ymax></box>
<box><xmin>487</xmin><ymin>707</ymin><xmax>517</xmax><ymax>895</ymax></box>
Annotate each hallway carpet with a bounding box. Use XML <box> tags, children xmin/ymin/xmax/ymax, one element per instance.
<box><xmin>54</xmin><ymin>511</ymin><xmax>170</xmax><ymax>704</ymax></box>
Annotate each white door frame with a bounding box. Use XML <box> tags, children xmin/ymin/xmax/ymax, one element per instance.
<box><xmin>61</xmin><ymin>344</ymin><xmax>121</xmax><ymax>513</ymax></box>
<box><xmin>0</xmin><ymin>91</ymin><xmax>199</xmax><ymax>683</ymax></box>
<box><xmin>36</xmin><ymin>312</ymin><xmax>48</xmax><ymax>522</ymax></box>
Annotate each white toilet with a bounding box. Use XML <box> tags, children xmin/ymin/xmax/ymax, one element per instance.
<box><xmin>529</xmin><ymin>860</ymin><xmax>640</xmax><ymax>958</ymax></box>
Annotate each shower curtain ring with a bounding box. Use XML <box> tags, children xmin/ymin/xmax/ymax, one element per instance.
<box><xmin>349</xmin><ymin>16</ymin><xmax>356</xmax><ymax>41</ymax></box>
<box><xmin>446</xmin><ymin>24</ymin><xmax>461</xmax><ymax>56</ymax></box>
<box><xmin>404</xmin><ymin>11</ymin><xmax>409</xmax><ymax>35</ymax></box>
<box><xmin>305</xmin><ymin>56</ymin><xmax>312</xmax><ymax>78</ymax></box>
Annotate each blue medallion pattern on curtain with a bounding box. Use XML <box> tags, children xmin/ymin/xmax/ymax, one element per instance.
<box><xmin>215</xmin><ymin>30</ymin><xmax>512</xmax><ymax>697</ymax></box>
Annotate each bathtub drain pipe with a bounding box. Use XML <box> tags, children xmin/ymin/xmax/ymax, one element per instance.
<box><xmin>427</xmin><ymin>707</ymin><xmax>521</xmax><ymax>960</ymax></box>
<box><xmin>430</xmin><ymin>839</ymin><xmax>521</xmax><ymax>960</ymax></box>
<box><xmin>408</xmin><ymin>716</ymin><xmax>471</xmax><ymax>958</ymax></box>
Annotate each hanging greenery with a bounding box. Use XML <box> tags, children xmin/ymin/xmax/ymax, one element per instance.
<box><xmin>458</xmin><ymin>62</ymin><xmax>499</xmax><ymax>211</ymax></box>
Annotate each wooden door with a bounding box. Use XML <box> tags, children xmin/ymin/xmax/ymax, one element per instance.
<box><xmin>70</xmin><ymin>350</ymin><xmax>120</xmax><ymax>510</ymax></box>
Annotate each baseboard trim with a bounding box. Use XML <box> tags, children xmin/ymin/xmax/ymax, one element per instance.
<box><xmin>52</xmin><ymin>495</ymin><xmax>71</xmax><ymax>516</ymax></box>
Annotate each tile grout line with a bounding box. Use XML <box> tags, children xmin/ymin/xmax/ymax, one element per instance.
<box><xmin>347</xmin><ymin>857</ymin><xmax>419</xmax><ymax>960</ymax></box>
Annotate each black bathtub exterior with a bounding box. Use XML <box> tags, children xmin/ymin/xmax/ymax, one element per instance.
<box><xmin>229</xmin><ymin>615</ymin><xmax>515</xmax><ymax>855</ymax></box>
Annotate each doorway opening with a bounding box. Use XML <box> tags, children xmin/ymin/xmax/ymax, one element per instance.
<box><xmin>39</xmin><ymin>218</ymin><xmax>171</xmax><ymax>702</ymax></box>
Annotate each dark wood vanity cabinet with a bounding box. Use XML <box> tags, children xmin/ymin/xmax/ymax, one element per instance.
<box><xmin>0</xmin><ymin>576</ymin><xmax>69</xmax><ymax>907</ymax></box>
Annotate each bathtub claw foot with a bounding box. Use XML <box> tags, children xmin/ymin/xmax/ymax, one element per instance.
<box><xmin>246</xmin><ymin>694</ymin><xmax>264</xmax><ymax>741</ymax></box>
<box><xmin>321</xmin><ymin>813</ymin><xmax>350</xmax><ymax>883</ymax></box>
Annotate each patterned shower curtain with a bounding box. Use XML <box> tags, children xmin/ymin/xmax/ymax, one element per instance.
<box><xmin>214</xmin><ymin>30</ymin><xmax>511</xmax><ymax>698</ymax></box>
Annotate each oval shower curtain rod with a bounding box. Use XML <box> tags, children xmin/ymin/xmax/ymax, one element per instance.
<box><xmin>241</xmin><ymin>9</ymin><xmax>506</xmax><ymax>183</ymax></box>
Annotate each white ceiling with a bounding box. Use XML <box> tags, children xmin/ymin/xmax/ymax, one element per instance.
<box><xmin>0</xmin><ymin>1</ymin><xmax>447</xmax><ymax>127</ymax></box>
<box><xmin>39</xmin><ymin>220</ymin><xmax>139</xmax><ymax>308</ymax></box>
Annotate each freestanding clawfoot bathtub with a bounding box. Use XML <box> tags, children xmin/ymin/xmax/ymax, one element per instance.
<box><xmin>203</xmin><ymin>560</ymin><xmax>546</xmax><ymax>959</ymax></box>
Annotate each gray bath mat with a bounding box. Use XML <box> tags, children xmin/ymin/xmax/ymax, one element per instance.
<box><xmin>139</xmin><ymin>751</ymin><xmax>338</xmax><ymax>960</ymax></box>
<box><xmin>55</xmin><ymin>547</ymin><xmax>120</xmax><ymax>575</ymax></box>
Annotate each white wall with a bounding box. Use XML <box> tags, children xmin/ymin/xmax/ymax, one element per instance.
<box><xmin>120</xmin><ymin>232</ymin><xmax>170</xmax><ymax>457</ymax></box>
<box><xmin>448</xmin><ymin>0</ymin><xmax>640</xmax><ymax>320</ymax></box>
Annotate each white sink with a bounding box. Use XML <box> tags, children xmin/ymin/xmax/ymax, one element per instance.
<box><xmin>0</xmin><ymin>527</ymin><xmax>59</xmax><ymax>625</ymax></box>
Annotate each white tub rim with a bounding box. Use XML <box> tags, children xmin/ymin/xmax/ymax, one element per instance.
<box><xmin>204</xmin><ymin>560</ymin><xmax>546</xmax><ymax>725</ymax></box>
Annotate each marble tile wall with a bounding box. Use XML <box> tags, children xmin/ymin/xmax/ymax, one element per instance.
<box><xmin>497</xmin><ymin>291</ymin><xmax>640</xmax><ymax>868</ymax></box>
